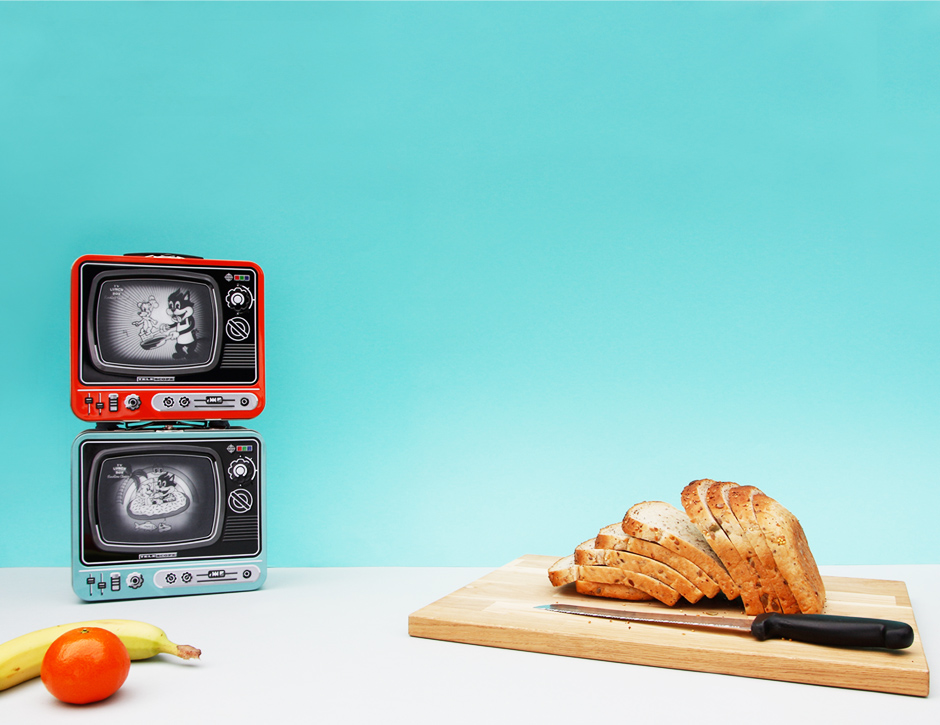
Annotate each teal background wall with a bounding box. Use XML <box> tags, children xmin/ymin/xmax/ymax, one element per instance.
<box><xmin>1</xmin><ymin>2</ymin><xmax>937</xmax><ymax>568</ymax></box>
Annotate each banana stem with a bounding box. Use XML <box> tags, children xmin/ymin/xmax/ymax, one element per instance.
<box><xmin>174</xmin><ymin>644</ymin><xmax>201</xmax><ymax>660</ymax></box>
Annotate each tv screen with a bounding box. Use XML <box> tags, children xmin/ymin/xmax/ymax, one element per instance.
<box><xmin>89</xmin><ymin>272</ymin><xmax>221</xmax><ymax>375</ymax></box>
<box><xmin>90</xmin><ymin>447</ymin><xmax>223</xmax><ymax>551</ymax></box>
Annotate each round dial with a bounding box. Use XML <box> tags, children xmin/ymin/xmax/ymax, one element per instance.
<box><xmin>227</xmin><ymin>457</ymin><xmax>256</xmax><ymax>483</ymax></box>
<box><xmin>225</xmin><ymin>285</ymin><xmax>254</xmax><ymax>313</ymax></box>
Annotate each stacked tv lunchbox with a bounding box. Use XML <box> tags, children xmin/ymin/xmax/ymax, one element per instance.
<box><xmin>70</xmin><ymin>253</ymin><xmax>266</xmax><ymax>600</ymax></box>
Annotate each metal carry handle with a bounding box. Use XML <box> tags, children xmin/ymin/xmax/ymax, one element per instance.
<box><xmin>123</xmin><ymin>252</ymin><xmax>204</xmax><ymax>259</ymax></box>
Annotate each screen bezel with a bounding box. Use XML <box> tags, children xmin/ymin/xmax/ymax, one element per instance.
<box><xmin>85</xmin><ymin>269</ymin><xmax>223</xmax><ymax>377</ymax></box>
<box><xmin>85</xmin><ymin>443</ymin><xmax>225</xmax><ymax>554</ymax></box>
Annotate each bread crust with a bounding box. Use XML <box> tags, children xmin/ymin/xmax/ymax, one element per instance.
<box><xmin>727</xmin><ymin>486</ymin><xmax>801</xmax><ymax>614</ymax></box>
<box><xmin>752</xmin><ymin>492</ymin><xmax>826</xmax><ymax>614</ymax></box>
<box><xmin>624</xmin><ymin>500</ymin><xmax>740</xmax><ymax>600</ymax></box>
<box><xmin>681</xmin><ymin>479</ymin><xmax>765</xmax><ymax>615</ymax></box>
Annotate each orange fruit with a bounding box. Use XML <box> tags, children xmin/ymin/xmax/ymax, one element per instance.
<box><xmin>40</xmin><ymin>627</ymin><xmax>131</xmax><ymax>704</ymax></box>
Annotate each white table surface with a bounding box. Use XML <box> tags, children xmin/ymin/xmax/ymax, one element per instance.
<box><xmin>1</xmin><ymin>564</ymin><xmax>936</xmax><ymax>722</ymax></box>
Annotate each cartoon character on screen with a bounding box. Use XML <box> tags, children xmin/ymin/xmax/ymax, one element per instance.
<box><xmin>133</xmin><ymin>295</ymin><xmax>163</xmax><ymax>348</ymax></box>
<box><xmin>165</xmin><ymin>288</ymin><xmax>198</xmax><ymax>360</ymax></box>
<box><xmin>127</xmin><ymin>468</ymin><xmax>191</xmax><ymax>533</ymax></box>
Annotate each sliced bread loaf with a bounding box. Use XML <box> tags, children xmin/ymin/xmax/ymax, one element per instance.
<box><xmin>622</xmin><ymin>500</ymin><xmax>739</xmax><ymax>599</ymax></box>
<box><xmin>550</xmin><ymin>480</ymin><xmax>824</xmax><ymax>614</ymax></box>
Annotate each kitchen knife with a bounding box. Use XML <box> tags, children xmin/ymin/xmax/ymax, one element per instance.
<box><xmin>536</xmin><ymin>604</ymin><xmax>914</xmax><ymax>649</ymax></box>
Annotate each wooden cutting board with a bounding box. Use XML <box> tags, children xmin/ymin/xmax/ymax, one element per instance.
<box><xmin>408</xmin><ymin>555</ymin><xmax>929</xmax><ymax>697</ymax></box>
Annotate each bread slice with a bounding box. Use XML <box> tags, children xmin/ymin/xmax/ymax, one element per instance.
<box><xmin>577</xmin><ymin>565</ymin><xmax>682</xmax><ymax>606</ymax></box>
<box><xmin>548</xmin><ymin>554</ymin><xmax>578</xmax><ymax>586</ymax></box>
<box><xmin>575</xmin><ymin>580</ymin><xmax>655</xmax><ymax>601</ymax></box>
<box><xmin>574</xmin><ymin>539</ymin><xmax>704</xmax><ymax>603</ymax></box>
<box><xmin>573</xmin><ymin>539</ymin><xmax>605</xmax><ymax>566</ymax></box>
<box><xmin>622</xmin><ymin>500</ymin><xmax>739</xmax><ymax>600</ymax></box>
<box><xmin>752</xmin><ymin>492</ymin><xmax>826</xmax><ymax>614</ymax></box>
<box><xmin>548</xmin><ymin>552</ymin><xmax>652</xmax><ymax>601</ymax></box>
<box><xmin>602</xmin><ymin>550</ymin><xmax>704</xmax><ymax>603</ymax></box>
<box><xmin>727</xmin><ymin>486</ymin><xmax>801</xmax><ymax>614</ymax></box>
<box><xmin>594</xmin><ymin>524</ymin><xmax>721</xmax><ymax>599</ymax></box>
<box><xmin>681</xmin><ymin>479</ymin><xmax>765</xmax><ymax>615</ymax></box>
<box><xmin>706</xmin><ymin>481</ymin><xmax>782</xmax><ymax>614</ymax></box>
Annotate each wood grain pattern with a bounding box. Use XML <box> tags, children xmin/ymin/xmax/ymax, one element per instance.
<box><xmin>408</xmin><ymin>555</ymin><xmax>930</xmax><ymax>697</ymax></box>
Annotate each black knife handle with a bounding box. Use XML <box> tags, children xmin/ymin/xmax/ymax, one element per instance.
<box><xmin>750</xmin><ymin>613</ymin><xmax>914</xmax><ymax>649</ymax></box>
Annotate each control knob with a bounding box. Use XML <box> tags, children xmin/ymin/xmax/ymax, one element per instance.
<box><xmin>227</xmin><ymin>457</ymin><xmax>256</xmax><ymax>483</ymax></box>
<box><xmin>225</xmin><ymin>285</ymin><xmax>254</xmax><ymax>313</ymax></box>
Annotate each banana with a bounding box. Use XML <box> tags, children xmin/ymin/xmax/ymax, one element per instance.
<box><xmin>0</xmin><ymin>619</ymin><xmax>200</xmax><ymax>693</ymax></box>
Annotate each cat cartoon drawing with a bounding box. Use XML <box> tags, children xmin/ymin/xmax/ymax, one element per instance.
<box><xmin>166</xmin><ymin>289</ymin><xmax>198</xmax><ymax>359</ymax></box>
